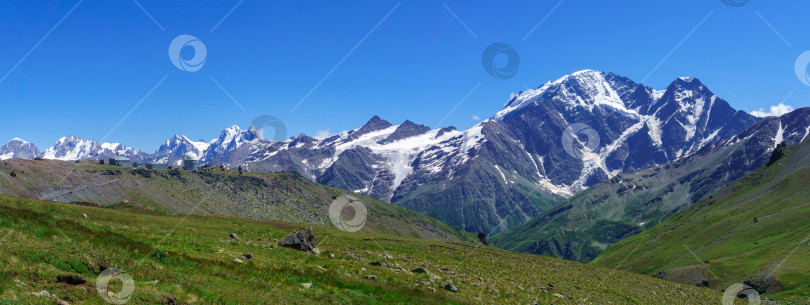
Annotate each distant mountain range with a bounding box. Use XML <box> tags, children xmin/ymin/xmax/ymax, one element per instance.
<box><xmin>0</xmin><ymin>70</ymin><xmax>763</xmax><ymax>235</ymax></box>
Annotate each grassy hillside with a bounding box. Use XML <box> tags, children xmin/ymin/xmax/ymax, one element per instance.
<box><xmin>593</xmin><ymin>140</ymin><xmax>810</xmax><ymax>303</ymax></box>
<box><xmin>0</xmin><ymin>158</ymin><xmax>473</xmax><ymax>244</ymax></box>
<box><xmin>490</xmin><ymin>116</ymin><xmax>784</xmax><ymax>262</ymax></box>
<box><xmin>0</xmin><ymin>195</ymin><xmax>732</xmax><ymax>304</ymax></box>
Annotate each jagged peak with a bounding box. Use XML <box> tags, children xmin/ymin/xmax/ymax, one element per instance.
<box><xmin>569</xmin><ymin>69</ymin><xmax>603</xmax><ymax>77</ymax></box>
<box><xmin>667</xmin><ymin>76</ymin><xmax>706</xmax><ymax>90</ymax></box>
<box><xmin>364</xmin><ymin>115</ymin><xmax>391</xmax><ymax>128</ymax></box>
<box><xmin>347</xmin><ymin>115</ymin><xmax>393</xmax><ymax>140</ymax></box>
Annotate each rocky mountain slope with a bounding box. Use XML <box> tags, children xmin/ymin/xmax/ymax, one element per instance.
<box><xmin>491</xmin><ymin>107</ymin><xmax>810</xmax><ymax>262</ymax></box>
<box><xmin>0</xmin><ymin>158</ymin><xmax>474</xmax><ymax>244</ymax></box>
<box><xmin>593</xmin><ymin>137</ymin><xmax>810</xmax><ymax>303</ymax></box>
<box><xmin>0</xmin><ymin>70</ymin><xmax>759</xmax><ymax>235</ymax></box>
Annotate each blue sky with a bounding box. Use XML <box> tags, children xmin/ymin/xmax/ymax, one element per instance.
<box><xmin>2</xmin><ymin>0</ymin><xmax>809</xmax><ymax>151</ymax></box>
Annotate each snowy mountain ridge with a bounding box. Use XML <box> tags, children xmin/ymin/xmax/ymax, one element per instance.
<box><xmin>1</xmin><ymin>70</ymin><xmax>762</xmax><ymax>235</ymax></box>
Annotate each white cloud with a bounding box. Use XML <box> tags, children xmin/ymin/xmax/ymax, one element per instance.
<box><xmin>750</xmin><ymin>103</ymin><xmax>794</xmax><ymax>118</ymax></box>
<box><xmin>314</xmin><ymin>129</ymin><xmax>332</xmax><ymax>140</ymax></box>
<box><xmin>471</xmin><ymin>114</ymin><xmax>481</xmax><ymax>120</ymax></box>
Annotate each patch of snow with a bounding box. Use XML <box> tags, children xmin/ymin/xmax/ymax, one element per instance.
<box><xmin>801</xmin><ymin>124</ymin><xmax>810</xmax><ymax>143</ymax></box>
<box><xmin>101</xmin><ymin>143</ymin><xmax>120</xmax><ymax>151</ymax></box>
<box><xmin>647</xmin><ymin>117</ymin><xmax>663</xmax><ymax>147</ymax></box>
<box><xmin>774</xmin><ymin>121</ymin><xmax>785</xmax><ymax>148</ymax></box>
<box><xmin>651</xmin><ymin>89</ymin><xmax>665</xmax><ymax>106</ymax></box>
<box><xmin>494</xmin><ymin>165</ymin><xmax>507</xmax><ymax>183</ymax></box>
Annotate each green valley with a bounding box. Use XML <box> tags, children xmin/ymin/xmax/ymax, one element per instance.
<box><xmin>593</xmin><ymin>140</ymin><xmax>810</xmax><ymax>303</ymax></box>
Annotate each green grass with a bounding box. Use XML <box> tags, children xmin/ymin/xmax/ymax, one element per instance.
<box><xmin>593</xmin><ymin>142</ymin><xmax>810</xmax><ymax>304</ymax></box>
<box><xmin>0</xmin><ymin>195</ymin><xmax>730</xmax><ymax>304</ymax></box>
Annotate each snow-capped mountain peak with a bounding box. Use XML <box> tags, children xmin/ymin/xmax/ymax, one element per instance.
<box><xmin>199</xmin><ymin>125</ymin><xmax>262</xmax><ymax>165</ymax></box>
<box><xmin>38</xmin><ymin>136</ymin><xmax>144</xmax><ymax>161</ymax></box>
<box><xmin>0</xmin><ymin>138</ymin><xmax>40</xmax><ymax>160</ymax></box>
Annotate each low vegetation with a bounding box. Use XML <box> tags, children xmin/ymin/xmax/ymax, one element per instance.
<box><xmin>0</xmin><ymin>195</ymin><xmax>731</xmax><ymax>304</ymax></box>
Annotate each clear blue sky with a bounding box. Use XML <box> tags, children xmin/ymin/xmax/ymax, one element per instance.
<box><xmin>2</xmin><ymin>0</ymin><xmax>809</xmax><ymax>151</ymax></box>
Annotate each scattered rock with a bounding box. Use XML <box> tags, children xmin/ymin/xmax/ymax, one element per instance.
<box><xmin>754</xmin><ymin>217</ymin><xmax>759</xmax><ymax>223</ymax></box>
<box><xmin>279</xmin><ymin>227</ymin><xmax>318</xmax><ymax>253</ymax></box>
<box><xmin>552</xmin><ymin>292</ymin><xmax>571</xmax><ymax>300</ymax></box>
<box><xmin>369</xmin><ymin>261</ymin><xmax>384</xmax><ymax>267</ymax></box>
<box><xmin>443</xmin><ymin>282</ymin><xmax>458</xmax><ymax>292</ymax></box>
<box><xmin>9</xmin><ymin>171</ymin><xmax>16</xmax><ymax>177</ymax></box>
<box><xmin>745</xmin><ymin>273</ymin><xmax>783</xmax><ymax>294</ymax></box>
<box><xmin>229</xmin><ymin>233</ymin><xmax>241</xmax><ymax>240</ymax></box>
<box><xmin>344</xmin><ymin>252</ymin><xmax>360</xmax><ymax>260</ymax></box>
<box><xmin>301</xmin><ymin>283</ymin><xmax>313</xmax><ymax>289</ymax></box>
<box><xmin>365</xmin><ymin>275</ymin><xmax>377</xmax><ymax>280</ymax></box>
<box><xmin>234</xmin><ymin>258</ymin><xmax>243</xmax><ymax>264</ymax></box>
<box><xmin>81</xmin><ymin>214</ymin><xmax>88</xmax><ymax>218</ymax></box>
<box><xmin>32</xmin><ymin>290</ymin><xmax>53</xmax><ymax>298</ymax></box>
<box><xmin>311</xmin><ymin>248</ymin><xmax>321</xmax><ymax>255</ymax></box>
<box><xmin>241</xmin><ymin>254</ymin><xmax>253</xmax><ymax>260</ymax></box>
<box><xmin>412</xmin><ymin>267</ymin><xmax>429</xmax><ymax>274</ymax></box>
<box><xmin>31</xmin><ymin>290</ymin><xmax>69</xmax><ymax>305</ymax></box>
<box><xmin>477</xmin><ymin>232</ymin><xmax>489</xmax><ymax>245</ymax></box>
<box><xmin>328</xmin><ymin>253</ymin><xmax>335</xmax><ymax>258</ymax></box>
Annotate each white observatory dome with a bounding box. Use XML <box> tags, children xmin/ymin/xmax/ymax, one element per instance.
<box><xmin>183</xmin><ymin>152</ymin><xmax>199</xmax><ymax>161</ymax></box>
